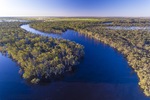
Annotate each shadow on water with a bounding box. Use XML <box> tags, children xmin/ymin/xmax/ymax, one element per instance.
<box><xmin>0</xmin><ymin>24</ymin><xmax>150</xmax><ymax>100</ymax></box>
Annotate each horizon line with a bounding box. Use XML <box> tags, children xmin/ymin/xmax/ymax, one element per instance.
<box><xmin>0</xmin><ymin>16</ymin><xmax>150</xmax><ymax>18</ymax></box>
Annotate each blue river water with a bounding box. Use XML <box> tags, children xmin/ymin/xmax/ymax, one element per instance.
<box><xmin>0</xmin><ymin>24</ymin><xmax>149</xmax><ymax>100</ymax></box>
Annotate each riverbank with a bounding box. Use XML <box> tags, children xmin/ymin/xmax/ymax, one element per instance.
<box><xmin>30</xmin><ymin>19</ymin><xmax>150</xmax><ymax>96</ymax></box>
<box><xmin>21</xmin><ymin>24</ymin><xmax>150</xmax><ymax>100</ymax></box>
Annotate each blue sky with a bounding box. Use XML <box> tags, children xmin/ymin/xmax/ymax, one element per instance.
<box><xmin>0</xmin><ymin>0</ymin><xmax>150</xmax><ymax>17</ymax></box>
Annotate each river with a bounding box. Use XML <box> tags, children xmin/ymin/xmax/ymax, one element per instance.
<box><xmin>108</xmin><ymin>26</ymin><xmax>150</xmax><ymax>30</ymax></box>
<box><xmin>0</xmin><ymin>24</ymin><xmax>149</xmax><ymax>100</ymax></box>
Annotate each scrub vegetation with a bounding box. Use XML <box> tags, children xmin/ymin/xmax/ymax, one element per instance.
<box><xmin>0</xmin><ymin>22</ymin><xmax>84</xmax><ymax>84</ymax></box>
<box><xmin>30</xmin><ymin>17</ymin><xmax>150</xmax><ymax>96</ymax></box>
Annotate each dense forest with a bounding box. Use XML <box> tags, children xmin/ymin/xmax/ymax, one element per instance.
<box><xmin>0</xmin><ymin>22</ymin><xmax>84</xmax><ymax>84</ymax></box>
<box><xmin>30</xmin><ymin>18</ymin><xmax>150</xmax><ymax>96</ymax></box>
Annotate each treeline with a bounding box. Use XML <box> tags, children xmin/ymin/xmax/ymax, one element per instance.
<box><xmin>0</xmin><ymin>22</ymin><xmax>84</xmax><ymax>84</ymax></box>
<box><xmin>30</xmin><ymin>18</ymin><xmax>150</xmax><ymax>96</ymax></box>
